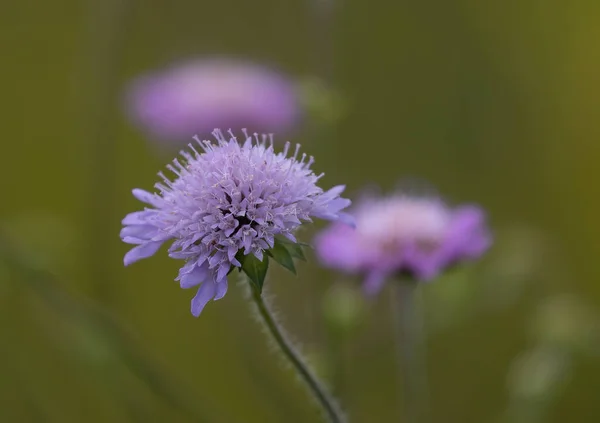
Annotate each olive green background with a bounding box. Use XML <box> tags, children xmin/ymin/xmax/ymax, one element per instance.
<box><xmin>2</xmin><ymin>0</ymin><xmax>599</xmax><ymax>422</ymax></box>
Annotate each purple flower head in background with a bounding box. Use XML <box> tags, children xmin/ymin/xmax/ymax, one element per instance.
<box><xmin>121</xmin><ymin>129</ymin><xmax>352</xmax><ymax>316</ymax></box>
<box><xmin>315</xmin><ymin>192</ymin><xmax>491</xmax><ymax>295</ymax></box>
<box><xmin>126</xmin><ymin>59</ymin><xmax>300</xmax><ymax>143</ymax></box>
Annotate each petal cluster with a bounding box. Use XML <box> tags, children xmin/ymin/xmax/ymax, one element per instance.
<box><xmin>126</xmin><ymin>59</ymin><xmax>300</xmax><ymax>142</ymax></box>
<box><xmin>121</xmin><ymin>129</ymin><xmax>351</xmax><ymax>316</ymax></box>
<box><xmin>315</xmin><ymin>194</ymin><xmax>491</xmax><ymax>295</ymax></box>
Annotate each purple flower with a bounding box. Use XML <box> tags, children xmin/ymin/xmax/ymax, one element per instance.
<box><xmin>121</xmin><ymin>129</ymin><xmax>352</xmax><ymax>316</ymax></box>
<box><xmin>315</xmin><ymin>193</ymin><xmax>491</xmax><ymax>295</ymax></box>
<box><xmin>126</xmin><ymin>59</ymin><xmax>300</xmax><ymax>143</ymax></box>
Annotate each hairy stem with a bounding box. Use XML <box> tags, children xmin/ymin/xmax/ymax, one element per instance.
<box><xmin>249</xmin><ymin>285</ymin><xmax>346</xmax><ymax>423</ymax></box>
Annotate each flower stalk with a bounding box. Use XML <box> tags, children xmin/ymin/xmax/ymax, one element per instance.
<box><xmin>249</xmin><ymin>282</ymin><xmax>346</xmax><ymax>423</ymax></box>
<box><xmin>391</xmin><ymin>280</ymin><xmax>430</xmax><ymax>423</ymax></box>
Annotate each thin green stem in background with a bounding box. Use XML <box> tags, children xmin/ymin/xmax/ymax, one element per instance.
<box><xmin>326</xmin><ymin>336</ymin><xmax>346</xmax><ymax>400</ymax></box>
<box><xmin>391</xmin><ymin>280</ymin><xmax>431</xmax><ymax>423</ymax></box>
<box><xmin>249</xmin><ymin>284</ymin><xmax>346</xmax><ymax>423</ymax></box>
<box><xmin>80</xmin><ymin>0</ymin><xmax>133</xmax><ymax>304</ymax></box>
<box><xmin>311</xmin><ymin>0</ymin><xmax>336</xmax><ymax>83</ymax></box>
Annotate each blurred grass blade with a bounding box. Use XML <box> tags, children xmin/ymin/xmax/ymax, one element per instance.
<box><xmin>0</xmin><ymin>232</ymin><xmax>238</xmax><ymax>423</ymax></box>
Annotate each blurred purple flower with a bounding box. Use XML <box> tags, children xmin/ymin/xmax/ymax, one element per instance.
<box><xmin>121</xmin><ymin>129</ymin><xmax>352</xmax><ymax>316</ymax></box>
<box><xmin>125</xmin><ymin>59</ymin><xmax>300</xmax><ymax>143</ymax></box>
<box><xmin>315</xmin><ymin>193</ymin><xmax>491</xmax><ymax>295</ymax></box>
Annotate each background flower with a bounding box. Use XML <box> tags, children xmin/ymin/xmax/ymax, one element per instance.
<box><xmin>125</xmin><ymin>59</ymin><xmax>301</xmax><ymax>143</ymax></box>
<box><xmin>315</xmin><ymin>194</ymin><xmax>491</xmax><ymax>294</ymax></box>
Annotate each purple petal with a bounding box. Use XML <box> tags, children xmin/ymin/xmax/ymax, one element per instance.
<box><xmin>442</xmin><ymin>206</ymin><xmax>491</xmax><ymax>261</ymax></box>
<box><xmin>214</xmin><ymin>280</ymin><xmax>228</xmax><ymax>300</ymax></box>
<box><xmin>123</xmin><ymin>241</ymin><xmax>163</xmax><ymax>266</ymax></box>
<box><xmin>326</xmin><ymin>197</ymin><xmax>352</xmax><ymax>213</ymax></box>
<box><xmin>314</xmin><ymin>224</ymin><xmax>363</xmax><ymax>272</ymax></box>
<box><xmin>362</xmin><ymin>271</ymin><xmax>387</xmax><ymax>296</ymax></box>
<box><xmin>132</xmin><ymin>188</ymin><xmax>159</xmax><ymax>206</ymax></box>
<box><xmin>177</xmin><ymin>260</ymin><xmax>197</xmax><ymax>275</ymax></box>
<box><xmin>227</xmin><ymin>245</ymin><xmax>238</xmax><ymax>262</ymax></box>
<box><xmin>450</xmin><ymin>206</ymin><xmax>486</xmax><ymax>235</ymax></box>
<box><xmin>122</xmin><ymin>236</ymin><xmax>147</xmax><ymax>245</ymax></box>
<box><xmin>120</xmin><ymin>225</ymin><xmax>158</xmax><ymax>240</ymax></box>
<box><xmin>324</xmin><ymin>185</ymin><xmax>346</xmax><ymax>198</ymax></box>
<box><xmin>311</xmin><ymin>185</ymin><xmax>352</xmax><ymax>221</ymax></box>
<box><xmin>336</xmin><ymin>212</ymin><xmax>356</xmax><ymax>228</ymax></box>
<box><xmin>191</xmin><ymin>281</ymin><xmax>217</xmax><ymax>317</ymax></box>
<box><xmin>403</xmin><ymin>254</ymin><xmax>442</xmax><ymax>281</ymax></box>
<box><xmin>216</xmin><ymin>263</ymin><xmax>230</xmax><ymax>281</ymax></box>
<box><xmin>122</xmin><ymin>210</ymin><xmax>154</xmax><ymax>225</ymax></box>
<box><xmin>179</xmin><ymin>264</ymin><xmax>209</xmax><ymax>288</ymax></box>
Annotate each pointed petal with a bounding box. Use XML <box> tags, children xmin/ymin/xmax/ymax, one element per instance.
<box><xmin>326</xmin><ymin>197</ymin><xmax>352</xmax><ymax>213</ymax></box>
<box><xmin>132</xmin><ymin>188</ymin><xmax>159</xmax><ymax>206</ymax></box>
<box><xmin>120</xmin><ymin>224</ymin><xmax>158</xmax><ymax>240</ymax></box>
<box><xmin>227</xmin><ymin>245</ymin><xmax>238</xmax><ymax>262</ymax></box>
<box><xmin>177</xmin><ymin>260</ymin><xmax>198</xmax><ymax>275</ymax></box>
<box><xmin>214</xmin><ymin>280</ymin><xmax>228</xmax><ymax>301</ymax></box>
<box><xmin>123</xmin><ymin>241</ymin><xmax>163</xmax><ymax>266</ymax></box>
<box><xmin>191</xmin><ymin>281</ymin><xmax>217</xmax><ymax>317</ymax></box>
<box><xmin>324</xmin><ymin>185</ymin><xmax>346</xmax><ymax>198</ymax></box>
<box><xmin>179</xmin><ymin>264</ymin><xmax>209</xmax><ymax>288</ymax></box>
<box><xmin>216</xmin><ymin>263</ymin><xmax>230</xmax><ymax>281</ymax></box>
<box><xmin>122</xmin><ymin>236</ymin><xmax>147</xmax><ymax>245</ymax></box>
<box><xmin>336</xmin><ymin>212</ymin><xmax>356</xmax><ymax>227</ymax></box>
<box><xmin>122</xmin><ymin>210</ymin><xmax>154</xmax><ymax>225</ymax></box>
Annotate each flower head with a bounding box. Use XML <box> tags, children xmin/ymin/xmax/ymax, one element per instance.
<box><xmin>126</xmin><ymin>59</ymin><xmax>300</xmax><ymax>143</ymax></box>
<box><xmin>315</xmin><ymin>193</ymin><xmax>491</xmax><ymax>295</ymax></box>
<box><xmin>121</xmin><ymin>129</ymin><xmax>352</xmax><ymax>316</ymax></box>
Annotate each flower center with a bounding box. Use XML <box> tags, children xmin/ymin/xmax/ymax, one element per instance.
<box><xmin>357</xmin><ymin>198</ymin><xmax>450</xmax><ymax>253</ymax></box>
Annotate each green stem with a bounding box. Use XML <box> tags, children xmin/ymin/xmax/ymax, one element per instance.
<box><xmin>326</xmin><ymin>335</ymin><xmax>346</xmax><ymax>399</ymax></box>
<box><xmin>391</xmin><ymin>280</ymin><xmax>430</xmax><ymax>423</ymax></box>
<box><xmin>80</xmin><ymin>0</ymin><xmax>133</xmax><ymax>303</ymax></box>
<box><xmin>249</xmin><ymin>285</ymin><xmax>346</xmax><ymax>423</ymax></box>
<box><xmin>311</xmin><ymin>0</ymin><xmax>336</xmax><ymax>84</ymax></box>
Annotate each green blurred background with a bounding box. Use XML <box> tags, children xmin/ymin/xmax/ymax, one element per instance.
<box><xmin>2</xmin><ymin>0</ymin><xmax>599</xmax><ymax>422</ymax></box>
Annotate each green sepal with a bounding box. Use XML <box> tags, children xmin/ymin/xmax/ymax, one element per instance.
<box><xmin>238</xmin><ymin>252</ymin><xmax>269</xmax><ymax>294</ymax></box>
<box><xmin>286</xmin><ymin>243</ymin><xmax>307</xmax><ymax>262</ymax></box>
<box><xmin>275</xmin><ymin>236</ymin><xmax>309</xmax><ymax>262</ymax></box>
<box><xmin>267</xmin><ymin>240</ymin><xmax>297</xmax><ymax>274</ymax></box>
